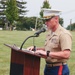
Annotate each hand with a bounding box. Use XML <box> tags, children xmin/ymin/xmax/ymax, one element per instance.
<box><xmin>34</xmin><ymin>50</ymin><xmax>47</xmax><ymax>58</ymax></box>
<box><xmin>27</xmin><ymin>46</ymin><xmax>34</xmax><ymax>51</ymax></box>
<box><xmin>30</xmin><ymin>50</ymin><xmax>35</xmax><ymax>54</ymax></box>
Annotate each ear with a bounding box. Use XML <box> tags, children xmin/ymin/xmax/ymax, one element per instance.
<box><xmin>55</xmin><ymin>16</ymin><xmax>59</xmax><ymax>22</ymax></box>
<box><xmin>54</xmin><ymin>16</ymin><xmax>59</xmax><ymax>24</ymax></box>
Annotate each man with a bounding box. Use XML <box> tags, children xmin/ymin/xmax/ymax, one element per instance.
<box><xmin>27</xmin><ymin>9</ymin><xmax>72</xmax><ymax>75</ymax></box>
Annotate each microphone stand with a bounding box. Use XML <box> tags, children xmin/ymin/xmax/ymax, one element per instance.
<box><xmin>20</xmin><ymin>34</ymin><xmax>39</xmax><ymax>50</ymax></box>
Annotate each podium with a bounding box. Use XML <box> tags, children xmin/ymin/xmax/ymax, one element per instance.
<box><xmin>5</xmin><ymin>44</ymin><xmax>44</xmax><ymax>75</ymax></box>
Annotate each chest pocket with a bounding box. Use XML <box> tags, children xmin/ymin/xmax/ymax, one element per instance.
<box><xmin>50</xmin><ymin>36</ymin><xmax>59</xmax><ymax>48</ymax></box>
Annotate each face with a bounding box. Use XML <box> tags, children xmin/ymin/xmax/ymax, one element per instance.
<box><xmin>45</xmin><ymin>16</ymin><xmax>59</xmax><ymax>30</ymax></box>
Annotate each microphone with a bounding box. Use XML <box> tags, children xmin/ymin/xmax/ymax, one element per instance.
<box><xmin>34</xmin><ymin>27</ymin><xmax>46</xmax><ymax>37</ymax></box>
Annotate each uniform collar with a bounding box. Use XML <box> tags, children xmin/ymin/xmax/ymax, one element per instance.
<box><xmin>47</xmin><ymin>25</ymin><xmax>62</xmax><ymax>36</ymax></box>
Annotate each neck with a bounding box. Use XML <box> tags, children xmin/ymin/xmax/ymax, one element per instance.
<box><xmin>52</xmin><ymin>24</ymin><xmax>59</xmax><ymax>32</ymax></box>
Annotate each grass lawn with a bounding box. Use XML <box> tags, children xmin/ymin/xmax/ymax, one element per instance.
<box><xmin>0</xmin><ymin>30</ymin><xmax>75</xmax><ymax>75</ymax></box>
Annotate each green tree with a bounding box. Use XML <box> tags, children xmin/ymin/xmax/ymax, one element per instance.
<box><xmin>59</xmin><ymin>18</ymin><xmax>64</xmax><ymax>26</ymax></box>
<box><xmin>16</xmin><ymin>1</ymin><xmax>27</xmax><ymax>16</ymax></box>
<box><xmin>0</xmin><ymin>0</ymin><xmax>27</xmax><ymax>30</ymax></box>
<box><xmin>0</xmin><ymin>0</ymin><xmax>6</xmax><ymax>28</ymax></box>
<box><xmin>38</xmin><ymin>0</ymin><xmax>51</xmax><ymax>29</ymax></box>
<box><xmin>67</xmin><ymin>23</ymin><xmax>75</xmax><ymax>31</ymax></box>
<box><xmin>5</xmin><ymin>0</ymin><xmax>19</xmax><ymax>30</ymax></box>
<box><xmin>16</xmin><ymin>17</ymin><xmax>36</xmax><ymax>30</ymax></box>
<box><xmin>40</xmin><ymin>0</ymin><xmax>51</xmax><ymax>18</ymax></box>
<box><xmin>16</xmin><ymin>0</ymin><xmax>28</xmax><ymax>25</ymax></box>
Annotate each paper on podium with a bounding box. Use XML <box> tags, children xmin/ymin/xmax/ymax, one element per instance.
<box><xmin>4</xmin><ymin>44</ymin><xmax>46</xmax><ymax>58</ymax></box>
<box><xmin>4</xmin><ymin>44</ymin><xmax>34</xmax><ymax>53</ymax></box>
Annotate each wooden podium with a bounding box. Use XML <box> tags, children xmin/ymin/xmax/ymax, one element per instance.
<box><xmin>5</xmin><ymin>44</ymin><xmax>44</xmax><ymax>75</ymax></box>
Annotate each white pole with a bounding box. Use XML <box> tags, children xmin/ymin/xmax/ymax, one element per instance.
<box><xmin>70</xmin><ymin>19</ymin><xmax>72</xmax><ymax>31</ymax></box>
<box><xmin>35</xmin><ymin>17</ymin><xmax>38</xmax><ymax>31</ymax></box>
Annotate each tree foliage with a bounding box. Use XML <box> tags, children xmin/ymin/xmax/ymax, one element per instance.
<box><xmin>16</xmin><ymin>17</ymin><xmax>44</xmax><ymax>30</ymax></box>
<box><xmin>59</xmin><ymin>18</ymin><xmax>64</xmax><ymax>26</ymax></box>
<box><xmin>0</xmin><ymin>0</ymin><xmax>6</xmax><ymax>28</ymax></box>
<box><xmin>5</xmin><ymin>0</ymin><xmax>19</xmax><ymax>30</ymax></box>
<box><xmin>5</xmin><ymin>0</ymin><xmax>18</xmax><ymax>24</ymax></box>
<box><xmin>16</xmin><ymin>1</ymin><xmax>28</xmax><ymax>16</ymax></box>
<box><xmin>16</xmin><ymin>17</ymin><xmax>35</xmax><ymax>30</ymax></box>
<box><xmin>67</xmin><ymin>23</ymin><xmax>75</xmax><ymax>31</ymax></box>
<box><xmin>0</xmin><ymin>0</ymin><xmax>27</xmax><ymax>30</ymax></box>
<box><xmin>42</xmin><ymin>0</ymin><xmax>51</xmax><ymax>8</ymax></box>
<box><xmin>40</xmin><ymin>0</ymin><xmax>51</xmax><ymax>18</ymax></box>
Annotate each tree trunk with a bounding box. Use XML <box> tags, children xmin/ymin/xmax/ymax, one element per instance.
<box><xmin>10</xmin><ymin>24</ymin><xmax>13</xmax><ymax>31</ymax></box>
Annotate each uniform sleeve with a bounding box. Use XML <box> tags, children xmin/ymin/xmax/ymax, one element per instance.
<box><xmin>59</xmin><ymin>33</ymin><xmax>72</xmax><ymax>51</ymax></box>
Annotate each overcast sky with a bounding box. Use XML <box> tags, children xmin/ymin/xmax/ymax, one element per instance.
<box><xmin>24</xmin><ymin>0</ymin><xmax>75</xmax><ymax>27</ymax></box>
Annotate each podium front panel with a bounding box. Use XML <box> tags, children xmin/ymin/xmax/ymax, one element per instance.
<box><xmin>24</xmin><ymin>54</ymin><xmax>40</xmax><ymax>75</ymax></box>
<box><xmin>10</xmin><ymin>48</ymin><xmax>40</xmax><ymax>75</ymax></box>
<box><xmin>10</xmin><ymin>63</ymin><xmax>23</xmax><ymax>75</ymax></box>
